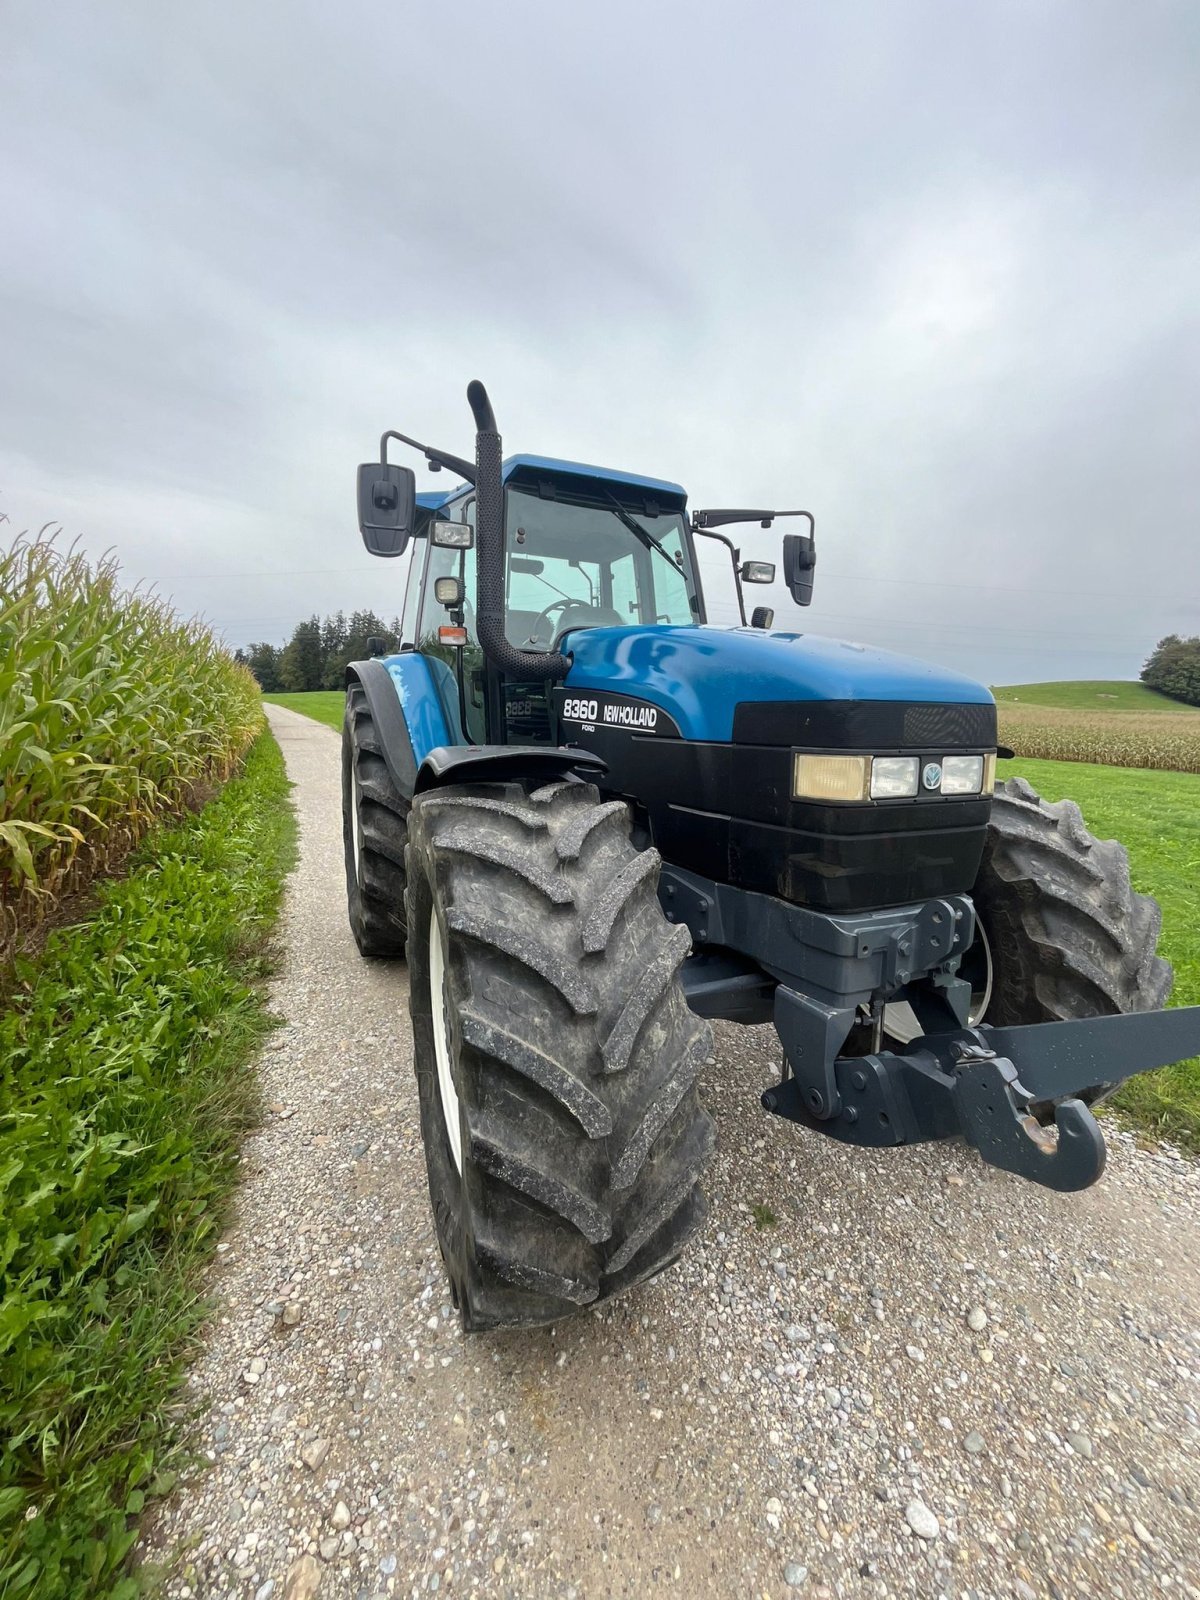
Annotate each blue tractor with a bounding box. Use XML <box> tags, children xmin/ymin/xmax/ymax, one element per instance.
<box><xmin>344</xmin><ymin>382</ymin><xmax>1198</xmax><ymax>1331</ymax></box>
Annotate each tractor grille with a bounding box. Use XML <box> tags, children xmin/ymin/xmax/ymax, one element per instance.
<box><xmin>732</xmin><ymin>699</ymin><xmax>997</xmax><ymax>750</ymax></box>
<box><xmin>901</xmin><ymin>703</ymin><xmax>997</xmax><ymax>749</ymax></box>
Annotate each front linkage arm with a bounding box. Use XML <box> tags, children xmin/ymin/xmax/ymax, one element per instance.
<box><xmin>762</xmin><ymin>1006</ymin><xmax>1200</xmax><ymax>1193</ymax></box>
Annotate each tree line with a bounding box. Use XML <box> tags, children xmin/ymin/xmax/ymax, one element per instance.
<box><xmin>238</xmin><ymin>611</ymin><xmax>403</xmax><ymax>693</ymax></box>
<box><xmin>1142</xmin><ymin>635</ymin><xmax>1200</xmax><ymax>708</ymax></box>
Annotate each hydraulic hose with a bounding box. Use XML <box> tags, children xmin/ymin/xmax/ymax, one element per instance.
<box><xmin>467</xmin><ymin>380</ymin><xmax>570</xmax><ymax>683</ymax></box>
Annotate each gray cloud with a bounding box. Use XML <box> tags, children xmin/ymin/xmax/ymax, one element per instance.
<box><xmin>3</xmin><ymin>0</ymin><xmax>1198</xmax><ymax>684</ymax></box>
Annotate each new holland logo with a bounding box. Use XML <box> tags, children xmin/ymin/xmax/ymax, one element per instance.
<box><xmin>922</xmin><ymin>762</ymin><xmax>943</xmax><ymax>791</ymax></box>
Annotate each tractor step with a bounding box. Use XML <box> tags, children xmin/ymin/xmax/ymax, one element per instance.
<box><xmin>762</xmin><ymin>1006</ymin><xmax>1200</xmax><ymax>1192</ymax></box>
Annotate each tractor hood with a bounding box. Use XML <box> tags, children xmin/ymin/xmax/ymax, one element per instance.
<box><xmin>561</xmin><ymin>625</ymin><xmax>993</xmax><ymax>744</ymax></box>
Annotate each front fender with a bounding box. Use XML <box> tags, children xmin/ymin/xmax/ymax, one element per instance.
<box><xmin>345</xmin><ymin>654</ymin><xmax>456</xmax><ymax>803</ymax></box>
<box><xmin>414</xmin><ymin>743</ymin><xmax>607</xmax><ymax>795</ymax></box>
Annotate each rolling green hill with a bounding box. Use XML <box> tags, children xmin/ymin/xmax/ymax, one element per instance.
<box><xmin>992</xmin><ymin>679</ymin><xmax>1198</xmax><ymax>713</ymax></box>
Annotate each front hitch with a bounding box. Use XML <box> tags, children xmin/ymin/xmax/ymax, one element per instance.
<box><xmin>762</xmin><ymin>1005</ymin><xmax>1200</xmax><ymax>1193</ymax></box>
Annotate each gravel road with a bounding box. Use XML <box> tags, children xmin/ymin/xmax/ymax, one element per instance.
<box><xmin>142</xmin><ymin>705</ymin><xmax>1200</xmax><ymax>1600</ymax></box>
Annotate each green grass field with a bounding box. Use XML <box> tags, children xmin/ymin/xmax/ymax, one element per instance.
<box><xmin>993</xmin><ymin>679</ymin><xmax>1198</xmax><ymax>714</ymax></box>
<box><xmin>269</xmin><ymin>686</ymin><xmax>1200</xmax><ymax>1147</ymax></box>
<box><xmin>997</xmin><ymin>758</ymin><xmax>1200</xmax><ymax>1146</ymax></box>
<box><xmin>264</xmin><ymin>690</ymin><xmax>345</xmax><ymax>731</ymax></box>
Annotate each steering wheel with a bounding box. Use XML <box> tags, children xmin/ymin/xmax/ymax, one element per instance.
<box><xmin>525</xmin><ymin>597</ymin><xmax>575</xmax><ymax>647</ymax></box>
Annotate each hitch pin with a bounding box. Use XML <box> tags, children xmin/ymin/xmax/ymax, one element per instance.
<box><xmin>1018</xmin><ymin>1113</ymin><xmax>1058</xmax><ymax>1153</ymax></box>
<box><xmin>954</xmin><ymin>1036</ymin><xmax>1062</xmax><ymax>1156</ymax></box>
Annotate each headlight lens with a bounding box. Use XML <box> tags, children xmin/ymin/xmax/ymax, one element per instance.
<box><xmin>793</xmin><ymin>753</ymin><xmax>869</xmax><ymax>801</ymax></box>
<box><xmin>941</xmin><ymin>755</ymin><xmax>985</xmax><ymax>795</ymax></box>
<box><xmin>870</xmin><ymin>756</ymin><xmax>919</xmax><ymax>799</ymax></box>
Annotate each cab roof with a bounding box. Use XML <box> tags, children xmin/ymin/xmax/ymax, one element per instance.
<box><xmin>415</xmin><ymin>453</ymin><xmax>687</xmax><ymax>516</ymax></box>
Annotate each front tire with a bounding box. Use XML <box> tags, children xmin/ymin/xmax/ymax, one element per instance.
<box><xmin>406</xmin><ymin>777</ymin><xmax>715</xmax><ymax>1330</ymax></box>
<box><xmin>970</xmin><ymin>776</ymin><xmax>1173</xmax><ymax>1106</ymax></box>
<box><xmin>342</xmin><ymin>683</ymin><xmax>408</xmax><ymax>957</ymax></box>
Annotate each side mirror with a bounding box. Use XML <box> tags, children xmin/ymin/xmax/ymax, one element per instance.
<box><xmin>740</xmin><ymin>560</ymin><xmax>776</xmax><ymax>584</ymax></box>
<box><xmin>782</xmin><ymin>533</ymin><xmax>817</xmax><ymax>607</ymax></box>
<box><xmin>750</xmin><ymin>605</ymin><xmax>774</xmax><ymax>629</ymax></box>
<box><xmin>357</xmin><ymin>462</ymin><xmax>416</xmax><ymax>557</ymax></box>
<box><xmin>365</xmin><ymin>634</ymin><xmax>388</xmax><ymax>657</ymax></box>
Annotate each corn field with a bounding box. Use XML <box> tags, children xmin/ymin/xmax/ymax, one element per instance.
<box><xmin>1</xmin><ymin>533</ymin><xmax>262</xmax><ymax>960</ymax></box>
<box><xmin>998</xmin><ymin>703</ymin><xmax>1200</xmax><ymax>773</ymax></box>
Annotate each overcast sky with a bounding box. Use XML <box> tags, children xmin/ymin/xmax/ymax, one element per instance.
<box><xmin>3</xmin><ymin>0</ymin><xmax>1198</xmax><ymax>685</ymax></box>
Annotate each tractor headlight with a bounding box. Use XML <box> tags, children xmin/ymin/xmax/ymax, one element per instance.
<box><xmin>870</xmin><ymin>756</ymin><xmax>919</xmax><ymax>799</ymax></box>
<box><xmin>793</xmin><ymin>754</ymin><xmax>869</xmax><ymax>802</ymax></box>
<box><xmin>940</xmin><ymin>755</ymin><xmax>985</xmax><ymax>795</ymax></box>
<box><xmin>430</xmin><ymin>519</ymin><xmax>473</xmax><ymax>548</ymax></box>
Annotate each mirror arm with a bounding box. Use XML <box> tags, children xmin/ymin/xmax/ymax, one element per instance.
<box><xmin>380</xmin><ymin>429</ymin><xmax>477</xmax><ymax>485</ymax></box>
<box><xmin>691</xmin><ymin>524</ymin><xmax>746</xmax><ymax>625</ymax></box>
<box><xmin>694</xmin><ymin>508</ymin><xmax>815</xmax><ymax>533</ymax></box>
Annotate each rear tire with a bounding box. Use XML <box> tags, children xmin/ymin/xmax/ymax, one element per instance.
<box><xmin>406</xmin><ymin>777</ymin><xmax>715</xmax><ymax>1330</ymax></box>
<box><xmin>970</xmin><ymin>775</ymin><xmax>1173</xmax><ymax>1106</ymax></box>
<box><xmin>342</xmin><ymin>683</ymin><xmax>408</xmax><ymax>957</ymax></box>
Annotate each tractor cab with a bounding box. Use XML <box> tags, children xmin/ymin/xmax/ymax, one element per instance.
<box><xmin>397</xmin><ymin>457</ymin><xmax>704</xmax><ymax>744</ymax></box>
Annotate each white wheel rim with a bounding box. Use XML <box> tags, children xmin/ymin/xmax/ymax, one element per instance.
<box><xmin>882</xmin><ymin>920</ymin><xmax>994</xmax><ymax>1046</ymax></box>
<box><xmin>429</xmin><ymin>905</ymin><xmax>463</xmax><ymax>1173</ymax></box>
<box><xmin>351</xmin><ymin>771</ymin><xmax>363</xmax><ymax>879</ymax></box>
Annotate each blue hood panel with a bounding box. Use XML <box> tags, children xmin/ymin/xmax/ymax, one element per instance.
<box><xmin>562</xmin><ymin>626</ymin><xmax>993</xmax><ymax>743</ymax></box>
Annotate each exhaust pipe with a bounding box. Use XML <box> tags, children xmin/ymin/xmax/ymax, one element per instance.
<box><xmin>467</xmin><ymin>380</ymin><xmax>570</xmax><ymax>684</ymax></box>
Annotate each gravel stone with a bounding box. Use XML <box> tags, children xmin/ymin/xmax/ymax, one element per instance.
<box><xmin>134</xmin><ymin>708</ymin><xmax>1200</xmax><ymax>1599</ymax></box>
<box><xmin>966</xmin><ymin>1305</ymin><xmax>988</xmax><ymax>1331</ymax></box>
<box><xmin>964</xmin><ymin>1430</ymin><xmax>986</xmax><ymax>1455</ymax></box>
<box><xmin>1068</xmin><ymin>1430</ymin><xmax>1094</xmax><ymax>1460</ymax></box>
<box><xmin>904</xmin><ymin>1499</ymin><xmax>940</xmax><ymax>1540</ymax></box>
<box><xmin>281</xmin><ymin>1555</ymin><xmax>321</xmax><ymax>1600</ymax></box>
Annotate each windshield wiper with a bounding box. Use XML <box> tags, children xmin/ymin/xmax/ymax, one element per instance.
<box><xmin>601</xmin><ymin>491</ymin><xmax>689</xmax><ymax>585</ymax></box>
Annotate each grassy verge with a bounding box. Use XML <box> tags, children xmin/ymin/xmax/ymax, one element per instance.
<box><xmin>1006</xmin><ymin>757</ymin><xmax>1200</xmax><ymax>1149</ymax></box>
<box><xmin>262</xmin><ymin>690</ymin><xmax>344</xmax><ymax>732</ymax></box>
<box><xmin>0</xmin><ymin>730</ymin><xmax>296</xmax><ymax>1600</ymax></box>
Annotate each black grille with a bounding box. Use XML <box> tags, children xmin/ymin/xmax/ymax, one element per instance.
<box><xmin>732</xmin><ymin>699</ymin><xmax>997</xmax><ymax>750</ymax></box>
<box><xmin>902</xmin><ymin>702</ymin><xmax>996</xmax><ymax>748</ymax></box>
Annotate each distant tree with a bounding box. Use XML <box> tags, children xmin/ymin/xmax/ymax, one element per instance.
<box><xmin>279</xmin><ymin>617</ymin><xmax>325</xmax><ymax>692</ymax></box>
<box><xmin>255</xmin><ymin>610</ymin><xmax>405</xmax><ymax>693</ymax></box>
<box><xmin>1141</xmin><ymin>634</ymin><xmax>1200</xmax><ymax>708</ymax></box>
<box><xmin>246</xmin><ymin>641</ymin><xmax>284</xmax><ymax>692</ymax></box>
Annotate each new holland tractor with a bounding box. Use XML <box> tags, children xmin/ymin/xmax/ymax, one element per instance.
<box><xmin>342</xmin><ymin>381</ymin><xmax>1199</xmax><ymax>1332</ymax></box>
